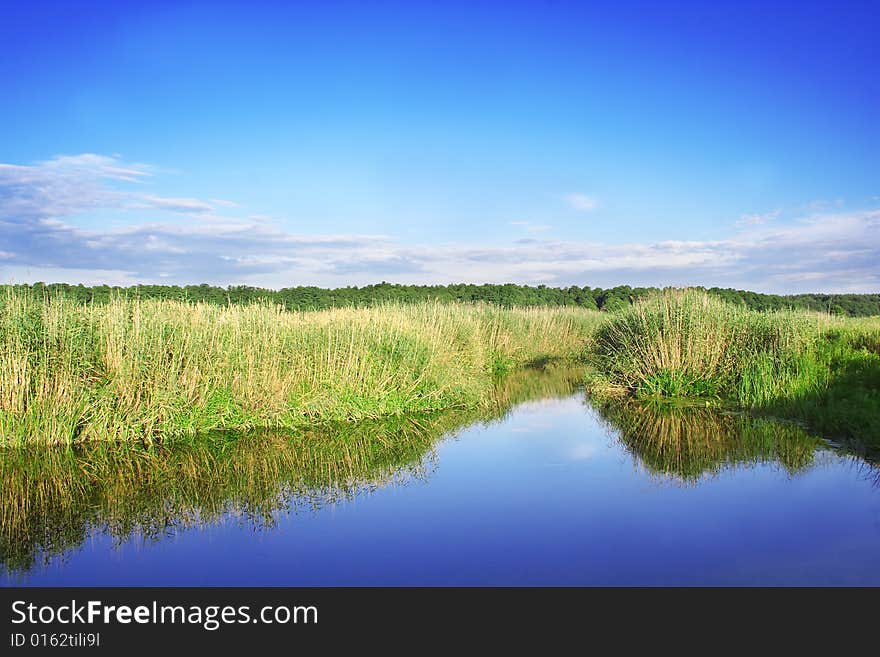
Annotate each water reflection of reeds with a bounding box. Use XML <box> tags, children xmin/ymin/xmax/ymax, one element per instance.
<box><xmin>595</xmin><ymin>401</ymin><xmax>829</xmax><ymax>483</ymax></box>
<box><xmin>1</xmin><ymin>365</ymin><xmax>583</xmax><ymax>575</ymax></box>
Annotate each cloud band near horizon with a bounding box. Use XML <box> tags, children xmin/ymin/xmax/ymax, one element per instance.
<box><xmin>1</xmin><ymin>155</ymin><xmax>877</xmax><ymax>294</ymax></box>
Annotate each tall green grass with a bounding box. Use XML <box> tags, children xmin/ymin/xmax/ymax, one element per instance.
<box><xmin>4</xmin><ymin>285</ymin><xmax>876</xmax><ymax>449</ymax></box>
<box><xmin>766</xmin><ymin>321</ymin><xmax>880</xmax><ymax>444</ymax></box>
<box><xmin>590</xmin><ymin>289</ymin><xmax>821</xmax><ymax>402</ymax></box>
<box><xmin>0</xmin><ymin>290</ymin><xmax>601</xmax><ymax>446</ymax></box>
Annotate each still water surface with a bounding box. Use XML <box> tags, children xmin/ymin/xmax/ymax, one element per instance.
<box><xmin>3</xmin><ymin>369</ymin><xmax>879</xmax><ymax>586</ymax></box>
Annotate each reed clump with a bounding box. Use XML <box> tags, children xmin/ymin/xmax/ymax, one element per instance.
<box><xmin>588</xmin><ymin>288</ymin><xmax>880</xmax><ymax>446</ymax></box>
<box><xmin>0</xmin><ymin>290</ymin><xmax>601</xmax><ymax>446</ymax></box>
<box><xmin>590</xmin><ymin>289</ymin><xmax>822</xmax><ymax>404</ymax></box>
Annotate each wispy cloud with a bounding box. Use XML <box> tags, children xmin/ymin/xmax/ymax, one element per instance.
<box><xmin>734</xmin><ymin>209</ymin><xmax>780</xmax><ymax>228</ymax></box>
<box><xmin>1</xmin><ymin>154</ymin><xmax>877</xmax><ymax>293</ymax></box>
<box><xmin>0</xmin><ymin>154</ymin><xmax>152</xmax><ymax>222</ymax></box>
<box><xmin>806</xmin><ymin>199</ymin><xmax>846</xmax><ymax>212</ymax></box>
<box><xmin>510</xmin><ymin>221</ymin><xmax>553</xmax><ymax>233</ymax></box>
<box><xmin>565</xmin><ymin>193</ymin><xmax>598</xmax><ymax>212</ymax></box>
<box><xmin>138</xmin><ymin>195</ymin><xmax>216</xmax><ymax>215</ymax></box>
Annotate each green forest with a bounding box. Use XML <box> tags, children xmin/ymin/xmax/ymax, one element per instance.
<box><xmin>7</xmin><ymin>281</ymin><xmax>880</xmax><ymax>316</ymax></box>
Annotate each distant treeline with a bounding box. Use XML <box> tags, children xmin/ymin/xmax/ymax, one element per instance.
<box><xmin>7</xmin><ymin>282</ymin><xmax>880</xmax><ymax>316</ymax></box>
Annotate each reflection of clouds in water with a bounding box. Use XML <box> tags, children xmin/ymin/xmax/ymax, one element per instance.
<box><xmin>510</xmin><ymin>423</ymin><xmax>555</xmax><ymax>434</ymax></box>
<box><xmin>516</xmin><ymin>398</ymin><xmax>575</xmax><ymax>413</ymax></box>
<box><xmin>502</xmin><ymin>396</ymin><xmax>607</xmax><ymax>462</ymax></box>
<box><xmin>508</xmin><ymin>398</ymin><xmax>579</xmax><ymax>432</ymax></box>
<box><xmin>569</xmin><ymin>443</ymin><xmax>598</xmax><ymax>461</ymax></box>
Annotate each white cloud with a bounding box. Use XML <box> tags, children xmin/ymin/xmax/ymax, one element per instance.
<box><xmin>569</xmin><ymin>443</ymin><xmax>598</xmax><ymax>461</ymax></box>
<box><xmin>565</xmin><ymin>193</ymin><xmax>598</xmax><ymax>212</ymax></box>
<box><xmin>0</xmin><ymin>155</ymin><xmax>150</xmax><ymax>222</ymax></box>
<box><xmin>139</xmin><ymin>195</ymin><xmax>215</xmax><ymax>214</ymax></box>
<box><xmin>0</xmin><ymin>154</ymin><xmax>220</xmax><ymax>222</ymax></box>
<box><xmin>806</xmin><ymin>199</ymin><xmax>846</xmax><ymax>212</ymax></box>
<box><xmin>35</xmin><ymin>153</ymin><xmax>153</xmax><ymax>182</ymax></box>
<box><xmin>735</xmin><ymin>209</ymin><xmax>779</xmax><ymax>228</ymax></box>
<box><xmin>511</xmin><ymin>221</ymin><xmax>553</xmax><ymax>233</ymax></box>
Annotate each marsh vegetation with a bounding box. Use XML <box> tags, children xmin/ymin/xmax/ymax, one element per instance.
<box><xmin>1</xmin><ymin>286</ymin><xmax>877</xmax><ymax>450</ymax></box>
<box><xmin>0</xmin><ymin>290</ymin><xmax>599</xmax><ymax>446</ymax></box>
<box><xmin>587</xmin><ymin>289</ymin><xmax>880</xmax><ymax>447</ymax></box>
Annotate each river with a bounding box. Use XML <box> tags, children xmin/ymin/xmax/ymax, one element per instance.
<box><xmin>2</xmin><ymin>367</ymin><xmax>879</xmax><ymax>586</ymax></box>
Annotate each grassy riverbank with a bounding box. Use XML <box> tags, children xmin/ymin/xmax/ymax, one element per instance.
<box><xmin>586</xmin><ymin>289</ymin><xmax>880</xmax><ymax>446</ymax></box>
<box><xmin>3</xmin><ymin>287</ymin><xmax>877</xmax><ymax>449</ymax></box>
<box><xmin>0</xmin><ymin>291</ymin><xmax>601</xmax><ymax>446</ymax></box>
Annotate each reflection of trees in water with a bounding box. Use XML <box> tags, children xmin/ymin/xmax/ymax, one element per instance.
<box><xmin>594</xmin><ymin>401</ymin><xmax>829</xmax><ymax>483</ymax></box>
<box><xmin>1</xmin><ymin>365</ymin><xmax>584</xmax><ymax>575</ymax></box>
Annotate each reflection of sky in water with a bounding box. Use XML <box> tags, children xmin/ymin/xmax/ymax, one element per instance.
<box><xmin>4</xmin><ymin>394</ymin><xmax>880</xmax><ymax>586</ymax></box>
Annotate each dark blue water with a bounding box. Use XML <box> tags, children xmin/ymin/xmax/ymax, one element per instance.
<box><xmin>3</xmin><ymin>391</ymin><xmax>880</xmax><ymax>586</ymax></box>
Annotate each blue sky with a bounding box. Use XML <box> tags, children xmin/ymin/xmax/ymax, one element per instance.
<box><xmin>1</xmin><ymin>0</ymin><xmax>878</xmax><ymax>292</ymax></box>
